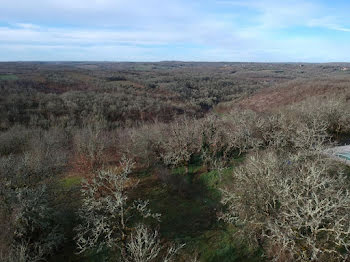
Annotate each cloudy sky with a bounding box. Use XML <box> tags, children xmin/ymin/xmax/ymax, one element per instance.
<box><xmin>1</xmin><ymin>0</ymin><xmax>350</xmax><ymax>61</ymax></box>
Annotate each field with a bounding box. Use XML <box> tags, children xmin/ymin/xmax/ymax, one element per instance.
<box><xmin>1</xmin><ymin>62</ymin><xmax>350</xmax><ymax>262</ymax></box>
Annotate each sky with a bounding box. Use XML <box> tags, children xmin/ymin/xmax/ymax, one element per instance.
<box><xmin>0</xmin><ymin>0</ymin><xmax>350</xmax><ymax>62</ymax></box>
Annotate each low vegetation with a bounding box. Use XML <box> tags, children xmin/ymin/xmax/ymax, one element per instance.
<box><xmin>1</xmin><ymin>62</ymin><xmax>350</xmax><ymax>261</ymax></box>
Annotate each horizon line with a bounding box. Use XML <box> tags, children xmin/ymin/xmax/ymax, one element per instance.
<box><xmin>1</xmin><ymin>61</ymin><xmax>350</xmax><ymax>64</ymax></box>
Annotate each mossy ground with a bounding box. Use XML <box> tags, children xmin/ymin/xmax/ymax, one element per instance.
<box><xmin>49</xmin><ymin>155</ymin><xmax>263</xmax><ymax>261</ymax></box>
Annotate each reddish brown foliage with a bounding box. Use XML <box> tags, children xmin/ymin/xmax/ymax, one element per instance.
<box><xmin>239</xmin><ymin>78</ymin><xmax>350</xmax><ymax>112</ymax></box>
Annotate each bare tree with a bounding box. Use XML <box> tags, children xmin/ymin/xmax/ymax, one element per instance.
<box><xmin>289</xmin><ymin>96</ymin><xmax>350</xmax><ymax>135</ymax></box>
<box><xmin>73</xmin><ymin>124</ymin><xmax>108</xmax><ymax>171</ymax></box>
<box><xmin>220</xmin><ymin>151</ymin><xmax>350</xmax><ymax>261</ymax></box>
<box><xmin>74</xmin><ymin>157</ymin><xmax>161</xmax><ymax>259</ymax></box>
<box><xmin>0</xmin><ymin>185</ymin><xmax>63</xmax><ymax>262</ymax></box>
<box><xmin>159</xmin><ymin>118</ymin><xmax>201</xmax><ymax>174</ymax></box>
<box><xmin>199</xmin><ymin>115</ymin><xmax>230</xmax><ymax>171</ymax></box>
<box><xmin>125</xmin><ymin>224</ymin><xmax>161</xmax><ymax>262</ymax></box>
<box><xmin>223</xmin><ymin>110</ymin><xmax>264</xmax><ymax>155</ymax></box>
<box><xmin>125</xmin><ymin>224</ymin><xmax>184</xmax><ymax>262</ymax></box>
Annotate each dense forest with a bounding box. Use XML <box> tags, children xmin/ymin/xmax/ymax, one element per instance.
<box><xmin>1</xmin><ymin>62</ymin><xmax>350</xmax><ymax>262</ymax></box>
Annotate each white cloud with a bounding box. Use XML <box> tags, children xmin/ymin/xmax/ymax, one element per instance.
<box><xmin>0</xmin><ymin>0</ymin><xmax>195</xmax><ymax>29</ymax></box>
<box><xmin>0</xmin><ymin>0</ymin><xmax>349</xmax><ymax>61</ymax></box>
<box><xmin>15</xmin><ymin>23</ymin><xmax>41</xmax><ymax>29</ymax></box>
<box><xmin>217</xmin><ymin>0</ymin><xmax>350</xmax><ymax>32</ymax></box>
<box><xmin>307</xmin><ymin>17</ymin><xmax>350</xmax><ymax>32</ymax></box>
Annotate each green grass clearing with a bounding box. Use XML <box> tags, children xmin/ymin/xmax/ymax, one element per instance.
<box><xmin>60</xmin><ymin>176</ymin><xmax>82</xmax><ymax>189</ymax></box>
<box><xmin>0</xmin><ymin>74</ymin><xmax>18</xmax><ymax>80</ymax></box>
